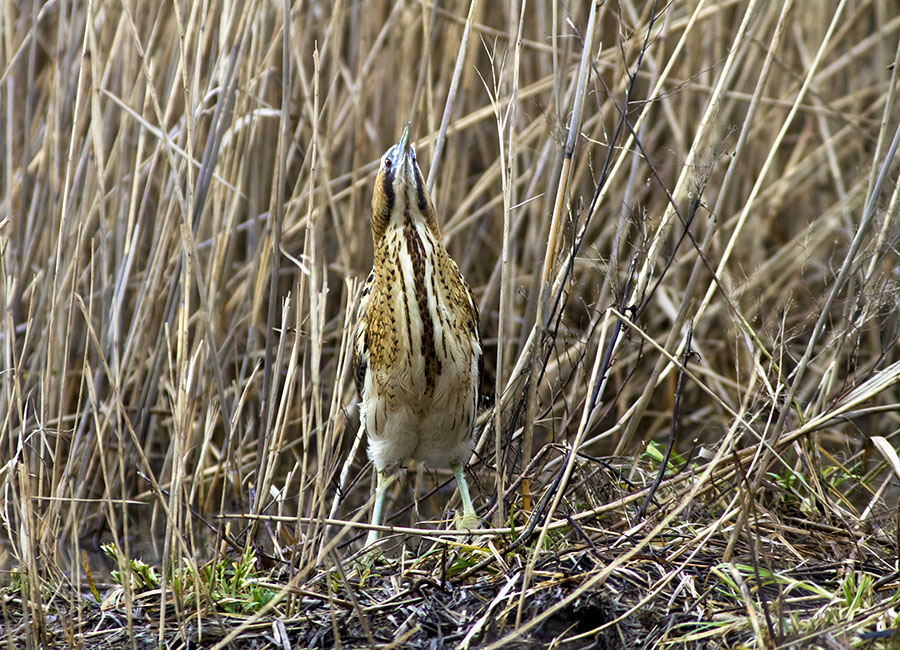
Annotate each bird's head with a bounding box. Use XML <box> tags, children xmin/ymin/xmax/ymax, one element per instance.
<box><xmin>371</xmin><ymin>123</ymin><xmax>439</xmax><ymax>241</ymax></box>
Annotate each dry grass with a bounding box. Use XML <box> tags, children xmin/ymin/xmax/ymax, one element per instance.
<box><xmin>2</xmin><ymin>0</ymin><xmax>900</xmax><ymax>648</ymax></box>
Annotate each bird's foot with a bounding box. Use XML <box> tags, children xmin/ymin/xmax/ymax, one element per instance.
<box><xmin>353</xmin><ymin>545</ymin><xmax>385</xmax><ymax>577</ymax></box>
<box><xmin>454</xmin><ymin>511</ymin><xmax>481</xmax><ymax>531</ymax></box>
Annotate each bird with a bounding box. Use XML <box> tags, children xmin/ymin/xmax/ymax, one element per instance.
<box><xmin>353</xmin><ymin>123</ymin><xmax>483</xmax><ymax>548</ymax></box>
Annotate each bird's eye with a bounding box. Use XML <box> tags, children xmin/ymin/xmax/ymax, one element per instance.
<box><xmin>384</xmin><ymin>158</ymin><xmax>392</xmax><ymax>169</ymax></box>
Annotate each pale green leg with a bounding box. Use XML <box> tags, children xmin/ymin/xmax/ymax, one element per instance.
<box><xmin>365</xmin><ymin>469</ymin><xmax>390</xmax><ymax>548</ymax></box>
<box><xmin>451</xmin><ymin>463</ymin><xmax>480</xmax><ymax>530</ymax></box>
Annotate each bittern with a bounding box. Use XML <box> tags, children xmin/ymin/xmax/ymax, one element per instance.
<box><xmin>354</xmin><ymin>124</ymin><xmax>483</xmax><ymax>548</ymax></box>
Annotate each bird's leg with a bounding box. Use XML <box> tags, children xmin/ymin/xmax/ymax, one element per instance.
<box><xmin>451</xmin><ymin>463</ymin><xmax>480</xmax><ymax>530</ymax></box>
<box><xmin>365</xmin><ymin>469</ymin><xmax>390</xmax><ymax>548</ymax></box>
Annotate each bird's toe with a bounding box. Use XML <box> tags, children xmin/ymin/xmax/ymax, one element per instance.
<box><xmin>454</xmin><ymin>511</ymin><xmax>481</xmax><ymax>531</ymax></box>
<box><xmin>354</xmin><ymin>546</ymin><xmax>385</xmax><ymax>574</ymax></box>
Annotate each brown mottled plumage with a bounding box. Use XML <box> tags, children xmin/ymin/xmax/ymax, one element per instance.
<box><xmin>354</xmin><ymin>125</ymin><xmax>482</xmax><ymax>547</ymax></box>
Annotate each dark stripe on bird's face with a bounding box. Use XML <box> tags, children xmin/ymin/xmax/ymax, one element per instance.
<box><xmin>371</xmin><ymin>162</ymin><xmax>397</xmax><ymax>242</ymax></box>
<box><xmin>382</xmin><ymin>165</ymin><xmax>396</xmax><ymax>215</ymax></box>
<box><xmin>414</xmin><ymin>165</ymin><xmax>428</xmax><ymax>214</ymax></box>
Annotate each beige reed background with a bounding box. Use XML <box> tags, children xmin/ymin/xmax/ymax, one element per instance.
<box><xmin>2</xmin><ymin>0</ymin><xmax>900</xmax><ymax>646</ymax></box>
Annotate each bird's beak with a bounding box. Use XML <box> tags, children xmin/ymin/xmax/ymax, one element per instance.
<box><xmin>396</xmin><ymin>123</ymin><xmax>414</xmax><ymax>182</ymax></box>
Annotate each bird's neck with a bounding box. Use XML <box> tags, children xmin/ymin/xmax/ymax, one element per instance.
<box><xmin>373</xmin><ymin>209</ymin><xmax>441</xmax><ymax>252</ymax></box>
<box><xmin>372</xmin><ymin>180</ymin><xmax>441</xmax><ymax>241</ymax></box>
<box><xmin>375</xmin><ymin>218</ymin><xmax>439</xmax><ymax>263</ymax></box>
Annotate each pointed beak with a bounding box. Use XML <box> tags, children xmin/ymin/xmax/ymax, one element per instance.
<box><xmin>395</xmin><ymin>122</ymin><xmax>414</xmax><ymax>182</ymax></box>
<box><xmin>397</xmin><ymin>123</ymin><xmax>410</xmax><ymax>156</ymax></box>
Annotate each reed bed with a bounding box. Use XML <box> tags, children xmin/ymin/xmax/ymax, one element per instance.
<box><xmin>2</xmin><ymin>1</ymin><xmax>900</xmax><ymax>647</ymax></box>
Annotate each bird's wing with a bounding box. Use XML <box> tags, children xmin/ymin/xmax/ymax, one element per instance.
<box><xmin>352</xmin><ymin>268</ymin><xmax>375</xmax><ymax>398</ymax></box>
<box><xmin>458</xmin><ymin>270</ymin><xmax>494</xmax><ymax>410</ymax></box>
